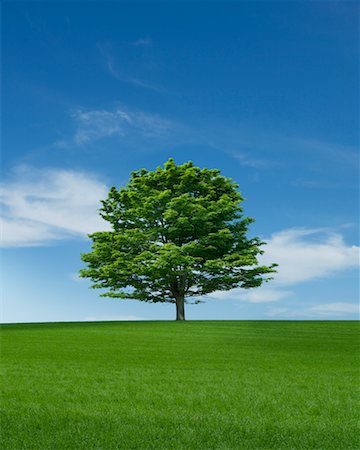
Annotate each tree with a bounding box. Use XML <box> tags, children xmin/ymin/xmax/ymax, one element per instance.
<box><xmin>80</xmin><ymin>159</ymin><xmax>276</xmax><ymax>320</ymax></box>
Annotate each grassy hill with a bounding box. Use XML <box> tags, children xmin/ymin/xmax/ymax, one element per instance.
<box><xmin>1</xmin><ymin>320</ymin><xmax>359</xmax><ymax>449</ymax></box>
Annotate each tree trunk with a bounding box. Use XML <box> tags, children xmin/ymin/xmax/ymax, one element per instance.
<box><xmin>175</xmin><ymin>296</ymin><xmax>185</xmax><ymax>321</ymax></box>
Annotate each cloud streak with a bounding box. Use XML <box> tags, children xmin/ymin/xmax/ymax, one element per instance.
<box><xmin>231</xmin><ymin>151</ymin><xmax>281</xmax><ymax>169</ymax></box>
<box><xmin>128</xmin><ymin>36</ymin><xmax>152</xmax><ymax>47</ymax></box>
<box><xmin>98</xmin><ymin>41</ymin><xmax>162</xmax><ymax>91</ymax></box>
<box><xmin>55</xmin><ymin>105</ymin><xmax>175</xmax><ymax>148</ymax></box>
<box><xmin>200</xmin><ymin>123</ymin><xmax>357</xmax><ymax>173</ymax></box>
<box><xmin>208</xmin><ymin>288</ymin><xmax>293</xmax><ymax>303</ymax></box>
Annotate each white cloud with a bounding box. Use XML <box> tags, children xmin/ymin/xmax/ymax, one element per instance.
<box><xmin>207</xmin><ymin>227</ymin><xmax>359</xmax><ymax>304</ymax></box>
<box><xmin>260</xmin><ymin>228</ymin><xmax>359</xmax><ymax>285</ymax></box>
<box><xmin>0</xmin><ymin>166</ymin><xmax>111</xmax><ymax>247</ymax></box>
<box><xmin>240</xmin><ymin>288</ymin><xmax>293</xmax><ymax>303</ymax></box>
<box><xmin>60</xmin><ymin>106</ymin><xmax>174</xmax><ymax>147</ymax></box>
<box><xmin>208</xmin><ymin>288</ymin><xmax>293</xmax><ymax>303</ymax></box>
<box><xmin>72</xmin><ymin>109</ymin><xmax>127</xmax><ymax>145</ymax></box>
<box><xmin>0</xmin><ymin>217</ymin><xmax>65</xmax><ymax>247</ymax></box>
<box><xmin>267</xmin><ymin>302</ymin><xmax>359</xmax><ymax>318</ymax></box>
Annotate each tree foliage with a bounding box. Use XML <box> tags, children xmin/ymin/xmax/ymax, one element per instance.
<box><xmin>80</xmin><ymin>159</ymin><xmax>276</xmax><ymax>319</ymax></box>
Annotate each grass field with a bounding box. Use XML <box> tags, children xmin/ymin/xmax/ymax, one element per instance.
<box><xmin>1</xmin><ymin>321</ymin><xmax>359</xmax><ymax>449</ymax></box>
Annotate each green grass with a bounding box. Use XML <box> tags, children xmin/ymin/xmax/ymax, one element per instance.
<box><xmin>1</xmin><ymin>321</ymin><xmax>359</xmax><ymax>449</ymax></box>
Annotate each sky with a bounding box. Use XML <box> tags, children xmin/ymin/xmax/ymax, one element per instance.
<box><xmin>1</xmin><ymin>1</ymin><xmax>359</xmax><ymax>323</ymax></box>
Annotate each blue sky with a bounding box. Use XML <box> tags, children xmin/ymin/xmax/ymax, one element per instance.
<box><xmin>2</xmin><ymin>1</ymin><xmax>359</xmax><ymax>322</ymax></box>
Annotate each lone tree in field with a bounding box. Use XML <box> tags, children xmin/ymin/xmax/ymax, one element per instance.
<box><xmin>80</xmin><ymin>159</ymin><xmax>276</xmax><ymax>320</ymax></box>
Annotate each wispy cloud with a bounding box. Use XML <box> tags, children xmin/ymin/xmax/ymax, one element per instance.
<box><xmin>292</xmin><ymin>178</ymin><xmax>357</xmax><ymax>189</ymax></box>
<box><xmin>266</xmin><ymin>135</ymin><xmax>358</xmax><ymax>170</ymax></box>
<box><xmin>231</xmin><ymin>151</ymin><xmax>280</xmax><ymax>169</ymax></box>
<box><xmin>129</xmin><ymin>36</ymin><xmax>152</xmax><ymax>47</ymax></box>
<box><xmin>56</xmin><ymin>105</ymin><xmax>175</xmax><ymax>147</ymax></box>
<box><xmin>98</xmin><ymin>41</ymin><xmax>162</xmax><ymax>91</ymax></box>
<box><xmin>0</xmin><ymin>166</ymin><xmax>110</xmax><ymax>247</ymax></box>
<box><xmin>288</xmin><ymin>137</ymin><xmax>358</xmax><ymax>167</ymax></box>
<box><xmin>267</xmin><ymin>302</ymin><xmax>359</xmax><ymax>319</ymax></box>
<box><xmin>208</xmin><ymin>287</ymin><xmax>293</xmax><ymax>303</ymax></box>
<box><xmin>202</xmin><ymin>123</ymin><xmax>357</xmax><ymax>172</ymax></box>
<box><xmin>71</xmin><ymin>108</ymin><xmax>127</xmax><ymax>145</ymax></box>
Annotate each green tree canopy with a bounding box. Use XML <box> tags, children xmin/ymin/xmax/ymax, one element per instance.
<box><xmin>80</xmin><ymin>159</ymin><xmax>276</xmax><ymax>320</ymax></box>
